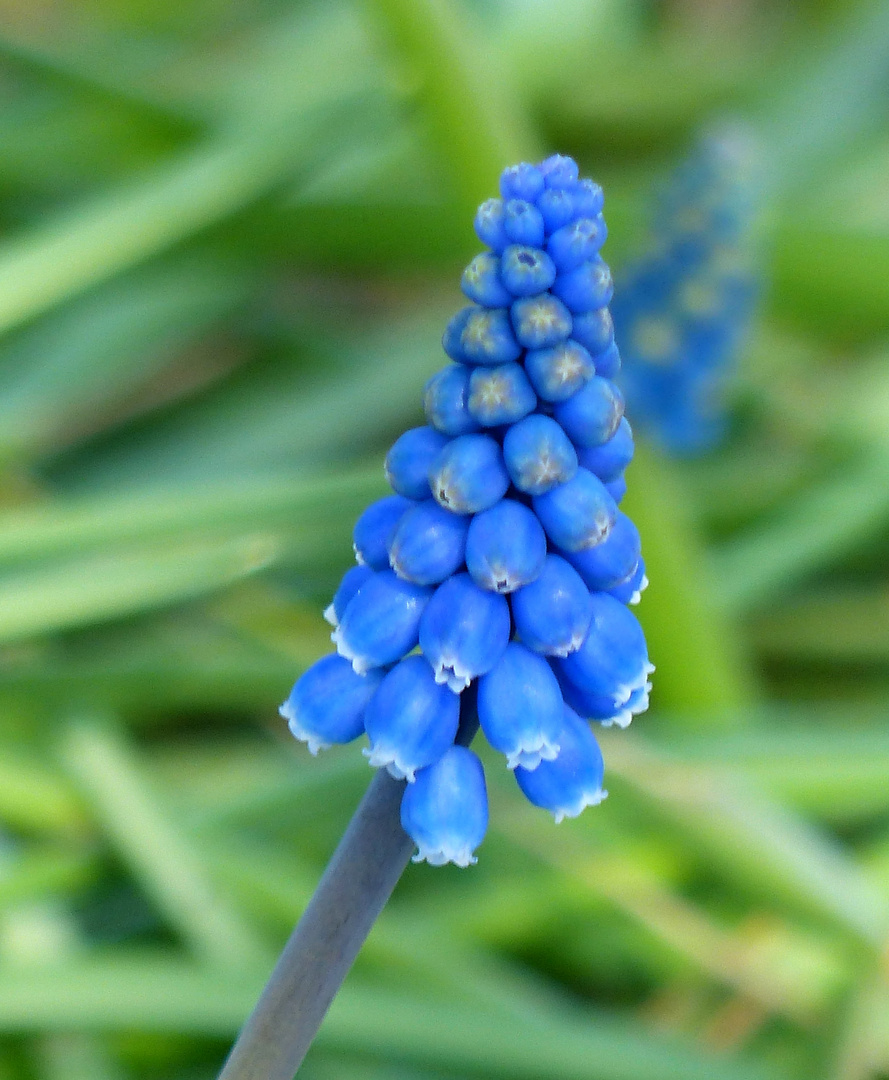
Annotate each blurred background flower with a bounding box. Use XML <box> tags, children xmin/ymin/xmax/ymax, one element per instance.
<box><xmin>0</xmin><ymin>1</ymin><xmax>888</xmax><ymax>1079</ymax></box>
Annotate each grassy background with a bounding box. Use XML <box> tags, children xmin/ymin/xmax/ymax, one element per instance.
<box><xmin>0</xmin><ymin>0</ymin><xmax>889</xmax><ymax>1078</ymax></box>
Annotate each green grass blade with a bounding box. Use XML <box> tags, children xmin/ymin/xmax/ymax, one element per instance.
<box><xmin>606</xmin><ymin>734</ymin><xmax>889</xmax><ymax>949</ymax></box>
<box><xmin>60</xmin><ymin>718</ymin><xmax>269</xmax><ymax>969</ymax></box>
<box><xmin>0</xmin><ymin>958</ymin><xmax>778</xmax><ymax>1080</ymax></box>
<box><xmin>0</xmin><ymin>91</ymin><xmax>385</xmax><ymax>338</ymax></box>
<box><xmin>0</xmin><ymin>535</ymin><xmax>277</xmax><ymax>643</ymax></box>
<box><xmin>712</xmin><ymin>448</ymin><xmax>889</xmax><ymax>612</ymax></box>
<box><xmin>0</xmin><ymin>467</ymin><xmax>382</xmax><ymax>567</ymax></box>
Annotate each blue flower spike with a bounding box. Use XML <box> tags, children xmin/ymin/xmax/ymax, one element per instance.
<box><xmin>283</xmin><ymin>155</ymin><xmax>651</xmax><ymax>867</ymax></box>
<box><xmin>613</xmin><ymin>125</ymin><xmax>760</xmax><ymax>455</ymax></box>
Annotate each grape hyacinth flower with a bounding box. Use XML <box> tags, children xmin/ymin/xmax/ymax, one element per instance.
<box><xmin>280</xmin><ymin>155</ymin><xmax>652</xmax><ymax>869</ymax></box>
<box><xmin>612</xmin><ymin>126</ymin><xmax>760</xmax><ymax>455</ymax></box>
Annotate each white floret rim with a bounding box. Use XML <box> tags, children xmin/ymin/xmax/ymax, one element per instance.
<box><xmin>430</xmin><ymin>654</ymin><xmax>472</xmax><ymax>694</ymax></box>
<box><xmin>506</xmin><ymin>735</ymin><xmax>560</xmax><ymax>772</ymax></box>
<box><xmin>553</xmin><ymin>786</ymin><xmax>608</xmax><ymax>824</ymax></box>
<box><xmin>412</xmin><ymin>842</ymin><xmax>478</xmax><ymax>868</ymax></box>
<box><xmin>331</xmin><ymin>626</ymin><xmax>374</xmax><ymax>675</ymax></box>
<box><xmin>323</xmin><ymin>603</ymin><xmax>338</xmax><ymax>627</ymax></box>
<box><xmin>362</xmin><ymin>744</ymin><xmax>419</xmax><ymax>784</ymax></box>
<box><xmin>545</xmin><ymin>625</ymin><xmax>587</xmax><ymax>658</ymax></box>
<box><xmin>279</xmin><ymin>702</ymin><xmax>330</xmax><ymax>756</ymax></box>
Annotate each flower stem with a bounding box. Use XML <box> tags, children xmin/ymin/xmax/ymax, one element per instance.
<box><xmin>216</xmin><ymin>767</ymin><xmax>413</xmax><ymax>1080</ymax></box>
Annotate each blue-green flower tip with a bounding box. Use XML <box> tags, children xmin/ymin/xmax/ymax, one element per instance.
<box><xmin>282</xmin><ymin>155</ymin><xmax>651</xmax><ymax>866</ymax></box>
<box><xmin>613</xmin><ymin>126</ymin><xmax>760</xmax><ymax>455</ymax></box>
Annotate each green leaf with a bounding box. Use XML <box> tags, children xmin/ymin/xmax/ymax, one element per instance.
<box><xmin>60</xmin><ymin>719</ymin><xmax>269</xmax><ymax>970</ymax></box>
<box><xmin>0</xmin><ymin>957</ymin><xmax>778</xmax><ymax>1080</ymax></box>
<box><xmin>712</xmin><ymin>448</ymin><xmax>889</xmax><ymax>612</ymax></box>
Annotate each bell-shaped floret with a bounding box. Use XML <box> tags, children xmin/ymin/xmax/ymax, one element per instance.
<box><xmin>503</xmin><ymin>199</ymin><xmax>545</xmax><ymax>247</ymax></box>
<box><xmin>500</xmin><ymin>244</ymin><xmax>557</xmax><ymax>297</ymax></box>
<box><xmin>515</xmin><ymin>706</ymin><xmax>606</xmax><ymax>821</ymax></box>
<box><xmin>502</xmin><ymin>414</ymin><xmax>577</xmax><ymax>495</ymax></box>
<box><xmin>592</xmin><ymin>340</ymin><xmax>621</xmax><ymax>379</ymax></box>
<box><xmin>511</xmin><ymin>554</ymin><xmax>592</xmax><ymax>657</ymax></box>
<box><xmin>474</xmin><ymin>198</ymin><xmax>509</xmax><ymax>253</ymax></box>
<box><xmin>555</xmin><ymin>593</ymin><xmax>653</xmax><ymax>719</ymax></box>
<box><xmin>465</xmin><ymin>499</ymin><xmax>547</xmax><ymax>594</ymax></box>
<box><xmin>570</xmin><ymin>308</ymin><xmax>614</xmax><ymax>357</ymax></box>
<box><xmin>552</xmin><ymin>257</ymin><xmax>614</xmax><ymax>313</ymax></box>
<box><xmin>460</xmin><ymin>307</ymin><xmax>522</xmax><ymax>365</ymax></box>
<box><xmin>353</xmin><ymin>494</ymin><xmax>414</xmax><ymax>569</ymax></box>
<box><xmin>511</xmin><ymin>293</ymin><xmax>573</xmax><ymax>350</ymax></box>
<box><xmin>388</xmin><ymin>499</ymin><xmax>469</xmax><ymax>586</ymax></box>
<box><xmin>577</xmin><ymin>417</ymin><xmax>635</xmax><ymax>482</ymax></box>
<box><xmin>442</xmin><ymin>307</ymin><xmax>473</xmax><ymax>362</ymax></box>
<box><xmin>333</xmin><ymin>570</ymin><xmax>431</xmax><ymax>674</ymax></box>
<box><xmin>606</xmin><ymin>475</ymin><xmax>627</xmax><ymax>504</ymax></box>
<box><xmin>537</xmin><ymin>188</ymin><xmax>575</xmax><ymax>234</ymax></box>
<box><xmin>324</xmin><ymin>564</ymin><xmax>373</xmax><ymax>627</ymax></box>
<box><xmin>280</xmin><ymin>654</ymin><xmax>383</xmax><ymax>755</ymax></box>
<box><xmin>385</xmin><ymin>427</ymin><xmax>449</xmax><ymax>500</ymax></box>
<box><xmin>363</xmin><ymin>655</ymin><xmax>460</xmax><ymax>781</ymax></box>
<box><xmin>461</xmin><ymin>253</ymin><xmax>513</xmax><ymax>308</ymax></box>
<box><xmin>525</xmin><ymin>340</ymin><xmax>595</xmax><ymax>402</ymax></box>
<box><xmin>533</xmin><ymin>468</ymin><xmax>617</xmax><ymax>551</ymax></box>
<box><xmin>546</xmin><ymin>216</ymin><xmax>607</xmax><ymax>273</ymax></box>
<box><xmin>608</xmin><ymin>558</ymin><xmax>648</xmax><ymax>606</ymax></box>
<box><xmin>419</xmin><ymin>572</ymin><xmax>510</xmax><ymax>692</ymax></box>
<box><xmin>467</xmin><ymin>363</ymin><xmax>536</xmax><ymax>426</ymax></box>
<box><xmin>478</xmin><ymin>642</ymin><xmax>564</xmax><ymax>770</ymax></box>
<box><xmin>429</xmin><ymin>434</ymin><xmax>510</xmax><ymax>514</ymax></box>
<box><xmin>424</xmin><ymin>364</ymin><xmax>480</xmax><ymax>436</ymax></box>
<box><xmin>540</xmin><ymin>153</ymin><xmax>579</xmax><ymax>189</ymax></box>
<box><xmin>401</xmin><ymin>746</ymin><xmax>488</xmax><ymax>867</ymax></box>
<box><xmin>557</xmin><ymin>664</ymin><xmax>652</xmax><ymax>729</ymax></box>
<box><xmin>500</xmin><ymin>162</ymin><xmax>545</xmax><ymax>202</ymax></box>
<box><xmin>554</xmin><ymin>376</ymin><xmax>625</xmax><ymax>449</ymax></box>
<box><xmin>564</xmin><ymin>511</ymin><xmax>641</xmax><ymax>591</ymax></box>
<box><xmin>569</xmin><ymin>179</ymin><xmax>604</xmax><ymax>219</ymax></box>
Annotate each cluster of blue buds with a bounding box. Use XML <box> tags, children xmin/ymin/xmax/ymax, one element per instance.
<box><xmin>612</xmin><ymin>127</ymin><xmax>760</xmax><ymax>455</ymax></box>
<box><xmin>281</xmin><ymin>156</ymin><xmax>652</xmax><ymax>867</ymax></box>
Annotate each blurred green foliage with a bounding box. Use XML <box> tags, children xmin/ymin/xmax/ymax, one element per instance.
<box><xmin>0</xmin><ymin>1</ymin><xmax>888</xmax><ymax>1078</ymax></box>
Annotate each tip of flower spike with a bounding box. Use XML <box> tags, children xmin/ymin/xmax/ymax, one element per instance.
<box><xmin>412</xmin><ymin>844</ymin><xmax>477</xmax><ymax>869</ymax></box>
<box><xmin>279</xmin><ymin>701</ymin><xmax>330</xmax><ymax>756</ymax></box>
<box><xmin>505</xmin><ymin>737</ymin><xmax>560</xmax><ymax>772</ymax></box>
<box><xmin>553</xmin><ymin>787</ymin><xmax>608</xmax><ymax>825</ymax></box>
<box><xmin>323</xmin><ymin>603</ymin><xmax>338</xmax><ymax>627</ymax></box>
<box><xmin>362</xmin><ymin>745</ymin><xmax>418</xmax><ymax>783</ymax></box>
